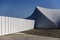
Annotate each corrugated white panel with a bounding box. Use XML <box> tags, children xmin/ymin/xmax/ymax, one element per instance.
<box><xmin>11</xmin><ymin>17</ymin><xmax>14</xmax><ymax>33</ymax></box>
<box><xmin>5</xmin><ymin>17</ymin><xmax>9</xmax><ymax>34</ymax></box>
<box><xmin>18</xmin><ymin>18</ymin><xmax>21</xmax><ymax>31</ymax></box>
<box><xmin>13</xmin><ymin>18</ymin><xmax>19</xmax><ymax>33</ymax></box>
<box><xmin>0</xmin><ymin>16</ymin><xmax>35</xmax><ymax>36</ymax></box>
<box><xmin>18</xmin><ymin>19</ymin><xmax>34</xmax><ymax>31</ymax></box>
<box><xmin>1</xmin><ymin>16</ymin><xmax>6</xmax><ymax>35</ymax></box>
<box><xmin>9</xmin><ymin>17</ymin><xmax>14</xmax><ymax>34</ymax></box>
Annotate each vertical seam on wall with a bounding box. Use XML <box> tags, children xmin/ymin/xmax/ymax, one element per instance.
<box><xmin>8</xmin><ymin>17</ymin><xmax>9</xmax><ymax>34</ymax></box>
<box><xmin>13</xmin><ymin>18</ymin><xmax>14</xmax><ymax>33</ymax></box>
<box><xmin>1</xmin><ymin>16</ymin><xmax>2</xmax><ymax>35</ymax></box>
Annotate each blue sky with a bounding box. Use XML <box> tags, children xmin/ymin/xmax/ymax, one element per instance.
<box><xmin>0</xmin><ymin>0</ymin><xmax>60</xmax><ymax>18</ymax></box>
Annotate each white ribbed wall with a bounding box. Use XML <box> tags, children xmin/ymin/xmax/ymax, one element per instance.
<box><xmin>0</xmin><ymin>16</ymin><xmax>35</xmax><ymax>36</ymax></box>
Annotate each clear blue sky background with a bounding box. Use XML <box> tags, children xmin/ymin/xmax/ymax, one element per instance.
<box><xmin>0</xmin><ymin>0</ymin><xmax>60</xmax><ymax>18</ymax></box>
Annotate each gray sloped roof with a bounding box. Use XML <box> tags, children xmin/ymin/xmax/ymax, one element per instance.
<box><xmin>27</xmin><ymin>6</ymin><xmax>60</xmax><ymax>28</ymax></box>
